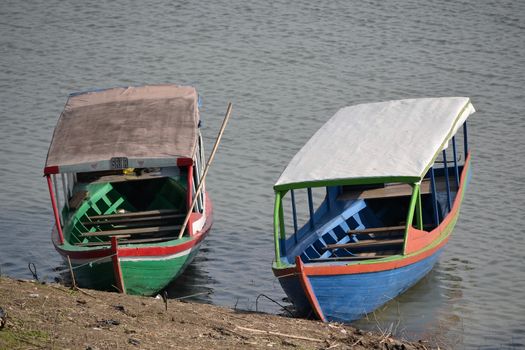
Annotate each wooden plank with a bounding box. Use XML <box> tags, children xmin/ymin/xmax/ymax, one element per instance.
<box><xmin>348</xmin><ymin>224</ymin><xmax>433</xmax><ymax>236</ymax></box>
<box><xmin>88</xmin><ymin>209</ymin><xmax>181</xmax><ymax>220</ymax></box>
<box><xmin>348</xmin><ymin>225</ymin><xmax>405</xmax><ymax>235</ymax></box>
<box><xmin>337</xmin><ymin>176</ymin><xmax>458</xmax><ymax>201</ymax></box>
<box><xmin>80</xmin><ymin>225</ymin><xmax>181</xmax><ymax>237</ymax></box>
<box><xmin>338</xmin><ymin>183</ymin><xmax>419</xmax><ymax>201</ymax></box>
<box><xmin>308</xmin><ymin>254</ymin><xmax>394</xmax><ymax>262</ymax></box>
<box><xmin>74</xmin><ymin>236</ymin><xmax>178</xmax><ymax>247</ymax></box>
<box><xmin>323</xmin><ymin>238</ymin><xmax>404</xmax><ymax>250</ymax></box>
<box><xmin>82</xmin><ymin>213</ymin><xmax>184</xmax><ymax>227</ymax></box>
<box><xmin>68</xmin><ymin>191</ymin><xmax>88</xmax><ymax>209</ymax></box>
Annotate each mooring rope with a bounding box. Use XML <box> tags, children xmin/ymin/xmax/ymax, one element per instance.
<box><xmin>27</xmin><ymin>262</ymin><xmax>39</xmax><ymax>281</ymax></box>
<box><xmin>256</xmin><ymin>293</ymin><xmax>294</xmax><ymax>317</ymax></box>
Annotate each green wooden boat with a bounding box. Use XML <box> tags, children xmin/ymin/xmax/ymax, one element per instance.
<box><xmin>44</xmin><ymin>85</ymin><xmax>213</xmax><ymax>295</ymax></box>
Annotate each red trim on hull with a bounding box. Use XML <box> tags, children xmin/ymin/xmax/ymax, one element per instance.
<box><xmin>275</xmin><ymin>236</ymin><xmax>450</xmax><ymax>278</ymax></box>
<box><xmin>295</xmin><ymin>256</ymin><xmax>326</xmax><ymax>321</ymax></box>
<box><xmin>111</xmin><ymin>237</ymin><xmax>126</xmax><ymax>293</ymax></box>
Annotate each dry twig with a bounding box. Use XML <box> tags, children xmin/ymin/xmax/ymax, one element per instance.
<box><xmin>235</xmin><ymin>325</ymin><xmax>324</xmax><ymax>343</ymax></box>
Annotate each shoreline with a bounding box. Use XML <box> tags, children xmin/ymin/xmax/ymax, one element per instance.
<box><xmin>0</xmin><ymin>276</ymin><xmax>431</xmax><ymax>349</ymax></box>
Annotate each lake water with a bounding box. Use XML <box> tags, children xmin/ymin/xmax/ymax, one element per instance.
<box><xmin>1</xmin><ymin>0</ymin><xmax>524</xmax><ymax>348</ymax></box>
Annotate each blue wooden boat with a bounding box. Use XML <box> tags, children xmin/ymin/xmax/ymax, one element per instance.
<box><xmin>272</xmin><ymin>97</ymin><xmax>475</xmax><ymax>322</ymax></box>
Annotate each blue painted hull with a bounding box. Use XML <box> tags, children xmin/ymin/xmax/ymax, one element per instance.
<box><xmin>278</xmin><ymin>248</ymin><xmax>443</xmax><ymax>322</ymax></box>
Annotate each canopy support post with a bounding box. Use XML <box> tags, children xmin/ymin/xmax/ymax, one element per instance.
<box><xmin>61</xmin><ymin>174</ymin><xmax>69</xmax><ymax>211</ymax></box>
<box><xmin>416</xmin><ymin>188</ymin><xmax>423</xmax><ymax>230</ymax></box>
<box><xmin>52</xmin><ymin>174</ymin><xmax>62</xmax><ymax>226</ymax></box>
<box><xmin>279</xmin><ymin>193</ymin><xmax>286</xmax><ymax>256</ymax></box>
<box><xmin>46</xmin><ymin>175</ymin><xmax>65</xmax><ymax>245</ymax></box>
<box><xmin>463</xmin><ymin>122</ymin><xmax>468</xmax><ymax>156</ymax></box>
<box><xmin>307</xmin><ymin>188</ymin><xmax>315</xmax><ymax>229</ymax></box>
<box><xmin>187</xmin><ymin>165</ymin><xmax>193</xmax><ymax>214</ymax></box>
<box><xmin>442</xmin><ymin>149</ymin><xmax>452</xmax><ymax>211</ymax></box>
<box><xmin>290</xmin><ymin>190</ymin><xmax>298</xmax><ymax>243</ymax></box>
<box><xmin>452</xmin><ymin>136</ymin><xmax>460</xmax><ymax>188</ymax></box>
<box><xmin>430</xmin><ymin>167</ymin><xmax>439</xmax><ymax>226</ymax></box>
<box><xmin>403</xmin><ymin>184</ymin><xmax>420</xmax><ymax>254</ymax></box>
<box><xmin>325</xmin><ymin>187</ymin><xmax>331</xmax><ymax>211</ymax></box>
<box><xmin>274</xmin><ymin>192</ymin><xmax>282</xmax><ymax>266</ymax></box>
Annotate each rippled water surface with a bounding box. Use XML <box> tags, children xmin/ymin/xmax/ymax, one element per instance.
<box><xmin>1</xmin><ymin>1</ymin><xmax>524</xmax><ymax>348</ymax></box>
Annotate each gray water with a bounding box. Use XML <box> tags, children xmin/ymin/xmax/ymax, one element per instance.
<box><xmin>1</xmin><ymin>0</ymin><xmax>524</xmax><ymax>348</ymax></box>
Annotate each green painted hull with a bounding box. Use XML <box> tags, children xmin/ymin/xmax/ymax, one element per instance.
<box><xmin>120</xmin><ymin>247</ymin><xmax>201</xmax><ymax>295</ymax></box>
<box><xmin>57</xmin><ymin>174</ymin><xmax>210</xmax><ymax>296</ymax></box>
<box><xmin>69</xmin><ymin>244</ymin><xmax>201</xmax><ymax>295</ymax></box>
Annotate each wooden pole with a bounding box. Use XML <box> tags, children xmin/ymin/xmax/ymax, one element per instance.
<box><xmin>66</xmin><ymin>255</ymin><xmax>77</xmax><ymax>289</ymax></box>
<box><xmin>178</xmin><ymin>103</ymin><xmax>233</xmax><ymax>239</ymax></box>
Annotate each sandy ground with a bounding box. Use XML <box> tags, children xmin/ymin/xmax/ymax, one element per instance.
<box><xmin>0</xmin><ymin>276</ymin><xmax>433</xmax><ymax>349</ymax></box>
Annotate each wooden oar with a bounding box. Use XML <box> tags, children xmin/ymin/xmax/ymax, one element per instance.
<box><xmin>177</xmin><ymin>103</ymin><xmax>233</xmax><ymax>239</ymax></box>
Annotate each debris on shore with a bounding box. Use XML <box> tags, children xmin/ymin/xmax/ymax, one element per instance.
<box><xmin>0</xmin><ymin>276</ymin><xmax>431</xmax><ymax>349</ymax></box>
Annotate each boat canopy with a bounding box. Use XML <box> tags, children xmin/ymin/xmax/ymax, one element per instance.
<box><xmin>274</xmin><ymin>97</ymin><xmax>475</xmax><ymax>191</ymax></box>
<box><xmin>44</xmin><ymin>84</ymin><xmax>200</xmax><ymax>174</ymax></box>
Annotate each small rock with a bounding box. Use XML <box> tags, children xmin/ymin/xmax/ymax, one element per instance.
<box><xmin>101</xmin><ymin>319</ymin><xmax>120</xmax><ymax>326</ymax></box>
<box><xmin>128</xmin><ymin>338</ymin><xmax>140</xmax><ymax>346</ymax></box>
<box><xmin>113</xmin><ymin>304</ymin><xmax>125</xmax><ymax>312</ymax></box>
<box><xmin>93</xmin><ymin>319</ymin><xmax>120</xmax><ymax>328</ymax></box>
<box><xmin>29</xmin><ymin>293</ymin><xmax>39</xmax><ymax>298</ymax></box>
<box><xmin>0</xmin><ymin>307</ymin><xmax>7</xmax><ymax>329</ymax></box>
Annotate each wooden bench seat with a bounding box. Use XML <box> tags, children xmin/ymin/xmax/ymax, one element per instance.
<box><xmin>308</xmin><ymin>254</ymin><xmax>394</xmax><ymax>262</ymax></box>
<box><xmin>337</xmin><ymin>176</ymin><xmax>458</xmax><ymax>201</ymax></box>
<box><xmin>68</xmin><ymin>191</ymin><xmax>88</xmax><ymax>209</ymax></box>
<box><xmin>88</xmin><ymin>209</ymin><xmax>181</xmax><ymax>220</ymax></box>
<box><xmin>323</xmin><ymin>238</ymin><xmax>404</xmax><ymax>251</ymax></box>
<box><xmin>82</xmin><ymin>213</ymin><xmax>184</xmax><ymax>227</ymax></box>
<box><xmin>347</xmin><ymin>224</ymin><xmax>433</xmax><ymax>238</ymax></box>
<box><xmin>347</xmin><ymin>225</ymin><xmax>406</xmax><ymax>235</ymax></box>
<box><xmin>75</xmin><ymin>236</ymin><xmax>178</xmax><ymax>247</ymax></box>
<box><xmin>337</xmin><ymin>181</ymin><xmax>430</xmax><ymax>201</ymax></box>
<box><xmin>80</xmin><ymin>225</ymin><xmax>181</xmax><ymax>237</ymax></box>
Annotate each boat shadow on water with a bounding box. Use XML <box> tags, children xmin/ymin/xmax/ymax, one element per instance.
<box><xmin>352</xmin><ymin>263</ymin><xmax>465</xmax><ymax>346</ymax></box>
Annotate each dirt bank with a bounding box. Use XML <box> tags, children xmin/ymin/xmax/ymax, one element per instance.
<box><xmin>0</xmin><ymin>277</ymin><xmax>432</xmax><ymax>349</ymax></box>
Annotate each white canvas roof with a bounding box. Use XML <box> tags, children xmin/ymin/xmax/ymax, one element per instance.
<box><xmin>45</xmin><ymin>84</ymin><xmax>200</xmax><ymax>174</ymax></box>
<box><xmin>274</xmin><ymin>97</ymin><xmax>475</xmax><ymax>190</ymax></box>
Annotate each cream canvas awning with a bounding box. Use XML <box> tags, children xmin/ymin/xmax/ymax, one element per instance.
<box><xmin>45</xmin><ymin>84</ymin><xmax>200</xmax><ymax>174</ymax></box>
<box><xmin>274</xmin><ymin>97</ymin><xmax>475</xmax><ymax>190</ymax></box>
